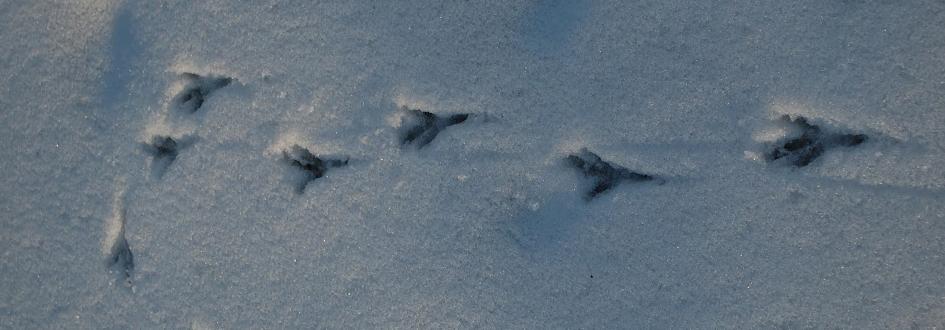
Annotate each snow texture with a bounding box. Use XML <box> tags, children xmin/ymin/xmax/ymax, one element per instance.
<box><xmin>2</xmin><ymin>0</ymin><xmax>945</xmax><ymax>328</ymax></box>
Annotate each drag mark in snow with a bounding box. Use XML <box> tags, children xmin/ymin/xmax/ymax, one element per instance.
<box><xmin>566</xmin><ymin>149</ymin><xmax>662</xmax><ymax>200</ymax></box>
<box><xmin>398</xmin><ymin>107</ymin><xmax>469</xmax><ymax>149</ymax></box>
<box><xmin>765</xmin><ymin>115</ymin><xmax>867</xmax><ymax>167</ymax></box>
<box><xmin>283</xmin><ymin>145</ymin><xmax>349</xmax><ymax>194</ymax></box>
<box><xmin>173</xmin><ymin>72</ymin><xmax>233</xmax><ymax>113</ymax></box>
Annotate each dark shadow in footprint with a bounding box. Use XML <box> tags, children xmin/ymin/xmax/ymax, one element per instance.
<box><xmin>283</xmin><ymin>145</ymin><xmax>349</xmax><ymax>194</ymax></box>
<box><xmin>398</xmin><ymin>107</ymin><xmax>469</xmax><ymax>149</ymax></box>
<box><xmin>107</xmin><ymin>207</ymin><xmax>134</xmax><ymax>283</ymax></box>
<box><xmin>174</xmin><ymin>72</ymin><xmax>233</xmax><ymax>113</ymax></box>
<box><xmin>142</xmin><ymin>135</ymin><xmax>193</xmax><ymax>179</ymax></box>
<box><xmin>765</xmin><ymin>115</ymin><xmax>867</xmax><ymax>167</ymax></box>
<box><xmin>567</xmin><ymin>148</ymin><xmax>662</xmax><ymax>200</ymax></box>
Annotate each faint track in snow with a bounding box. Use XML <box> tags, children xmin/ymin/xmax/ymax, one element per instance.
<box><xmin>172</xmin><ymin>73</ymin><xmax>234</xmax><ymax>114</ymax></box>
<box><xmin>104</xmin><ymin>180</ymin><xmax>134</xmax><ymax>287</ymax></box>
<box><xmin>141</xmin><ymin>135</ymin><xmax>195</xmax><ymax>180</ymax></box>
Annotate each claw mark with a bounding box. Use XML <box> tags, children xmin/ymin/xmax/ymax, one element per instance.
<box><xmin>566</xmin><ymin>149</ymin><xmax>661</xmax><ymax>200</ymax></box>
<box><xmin>142</xmin><ymin>135</ymin><xmax>191</xmax><ymax>179</ymax></box>
<box><xmin>174</xmin><ymin>72</ymin><xmax>233</xmax><ymax>113</ymax></box>
<box><xmin>765</xmin><ymin>115</ymin><xmax>867</xmax><ymax>167</ymax></box>
<box><xmin>105</xmin><ymin>183</ymin><xmax>134</xmax><ymax>284</ymax></box>
<box><xmin>398</xmin><ymin>107</ymin><xmax>469</xmax><ymax>148</ymax></box>
<box><xmin>283</xmin><ymin>145</ymin><xmax>349</xmax><ymax>193</ymax></box>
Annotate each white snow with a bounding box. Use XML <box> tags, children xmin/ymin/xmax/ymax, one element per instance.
<box><xmin>2</xmin><ymin>0</ymin><xmax>945</xmax><ymax>328</ymax></box>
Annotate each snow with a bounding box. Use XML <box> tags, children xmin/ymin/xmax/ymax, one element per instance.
<box><xmin>2</xmin><ymin>0</ymin><xmax>945</xmax><ymax>328</ymax></box>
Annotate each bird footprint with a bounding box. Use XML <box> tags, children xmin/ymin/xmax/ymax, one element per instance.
<box><xmin>566</xmin><ymin>149</ymin><xmax>662</xmax><ymax>200</ymax></box>
<box><xmin>765</xmin><ymin>115</ymin><xmax>867</xmax><ymax>167</ymax></box>
<box><xmin>283</xmin><ymin>144</ymin><xmax>349</xmax><ymax>194</ymax></box>
<box><xmin>398</xmin><ymin>107</ymin><xmax>469</xmax><ymax>149</ymax></box>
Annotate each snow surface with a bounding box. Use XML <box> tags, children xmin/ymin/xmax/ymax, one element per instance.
<box><xmin>2</xmin><ymin>0</ymin><xmax>945</xmax><ymax>328</ymax></box>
